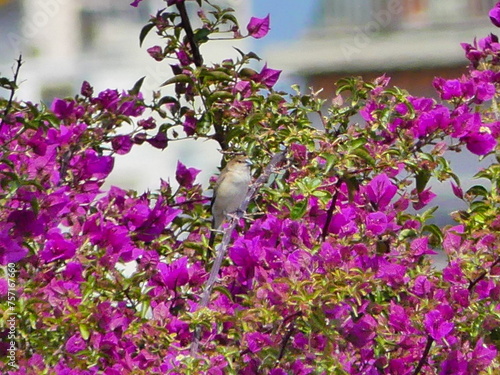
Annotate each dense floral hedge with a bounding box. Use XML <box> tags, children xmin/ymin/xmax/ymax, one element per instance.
<box><xmin>2</xmin><ymin>0</ymin><xmax>500</xmax><ymax>374</ymax></box>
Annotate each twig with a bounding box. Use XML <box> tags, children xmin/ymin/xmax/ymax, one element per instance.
<box><xmin>176</xmin><ymin>1</ymin><xmax>203</xmax><ymax>67</ymax></box>
<box><xmin>321</xmin><ymin>178</ymin><xmax>344</xmax><ymax>241</ymax></box>
<box><xmin>468</xmin><ymin>256</ymin><xmax>500</xmax><ymax>291</ymax></box>
<box><xmin>317</xmin><ymin>110</ymin><xmax>328</xmax><ymax>130</ymax></box>
<box><xmin>413</xmin><ymin>335</ymin><xmax>434</xmax><ymax>375</ymax></box>
<box><xmin>277</xmin><ymin>322</ymin><xmax>295</xmax><ymax>361</ymax></box>
<box><xmin>190</xmin><ymin>150</ymin><xmax>287</xmax><ymax>356</ymax></box>
<box><xmin>169</xmin><ymin>197</ymin><xmax>211</xmax><ymax>207</ymax></box>
<box><xmin>2</xmin><ymin>55</ymin><xmax>23</xmax><ymax>121</ymax></box>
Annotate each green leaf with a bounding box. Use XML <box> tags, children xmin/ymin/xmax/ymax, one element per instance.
<box><xmin>312</xmin><ymin>190</ymin><xmax>330</xmax><ymax>199</ymax></box>
<box><xmin>213</xmin><ymin>286</ymin><xmax>234</xmax><ymax>301</ymax></box>
<box><xmin>193</xmin><ymin>28</ymin><xmax>210</xmax><ymax>44</ymax></box>
<box><xmin>450</xmin><ymin>172</ymin><xmax>461</xmax><ymax>187</ymax></box>
<box><xmin>30</xmin><ymin>197</ymin><xmax>40</xmax><ymax>215</ymax></box>
<box><xmin>79</xmin><ymin>324</ymin><xmax>90</xmax><ymax>340</ymax></box>
<box><xmin>350</xmin><ymin>147</ymin><xmax>375</xmax><ymax>166</ymax></box>
<box><xmin>268</xmin><ymin>93</ymin><xmax>284</xmax><ymax>103</ymax></box>
<box><xmin>291</xmin><ymin>84</ymin><xmax>301</xmax><ymax>94</ymax></box>
<box><xmin>420</xmin><ymin>153</ymin><xmax>435</xmax><ymax>163</ymax></box>
<box><xmin>0</xmin><ymin>158</ymin><xmax>15</xmax><ymax>170</ymax></box>
<box><xmin>139</xmin><ymin>23</ymin><xmax>155</xmax><ymax>47</ymax></box>
<box><xmin>233</xmin><ymin>47</ymin><xmax>246</xmax><ymax>59</ymax></box>
<box><xmin>140</xmin><ymin>300</ymin><xmax>151</xmax><ymax>319</ymax></box>
<box><xmin>470</xmin><ymin>200</ymin><xmax>489</xmax><ymax>214</ymax></box>
<box><xmin>245</xmin><ymin>51</ymin><xmax>261</xmax><ymax>61</ymax></box>
<box><xmin>0</xmin><ymin>171</ymin><xmax>20</xmax><ymax>189</ymax></box>
<box><xmin>467</xmin><ymin>185</ymin><xmax>489</xmax><ymax>198</ymax></box>
<box><xmin>160</xmin><ymin>74</ymin><xmax>192</xmax><ymax>87</ymax></box>
<box><xmin>398</xmin><ymin>228</ymin><xmax>417</xmax><ymax>241</ymax></box>
<box><xmin>221</xmin><ymin>12</ymin><xmax>238</xmax><ymax>26</ymax></box>
<box><xmin>0</xmin><ymin>77</ymin><xmax>15</xmax><ymax>90</ymax></box>
<box><xmin>422</xmin><ymin>224</ymin><xmax>443</xmax><ymax>244</ymax></box>
<box><xmin>420</xmin><ymin>205</ymin><xmax>438</xmax><ymax>222</ymax></box>
<box><xmin>158</xmin><ymin>96</ymin><xmax>179</xmax><ymax>106</ymax></box>
<box><xmin>206</xmin><ymin>91</ymin><xmax>234</xmax><ymax>106</ymax></box>
<box><xmin>348</xmin><ymin>138</ymin><xmax>367</xmax><ymax>150</ymax></box>
<box><xmin>416</xmin><ymin>170</ymin><xmax>431</xmax><ymax>193</ymax></box>
<box><xmin>344</xmin><ymin>177</ymin><xmax>360</xmax><ymax>202</ymax></box>
<box><xmin>200</xmin><ymin>70</ymin><xmax>233</xmax><ymax>82</ymax></box>
<box><xmin>129</xmin><ymin>76</ymin><xmax>146</xmax><ymax>96</ymax></box>
<box><xmin>323</xmin><ymin>154</ymin><xmax>338</xmax><ymax>175</ymax></box>
<box><xmin>290</xmin><ymin>200</ymin><xmax>308</xmax><ymax>220</ymax></box>
<box><xmin>239</xmin><ymin>68</ymin><xmax>258</xmax><ymax>79</ymax></box>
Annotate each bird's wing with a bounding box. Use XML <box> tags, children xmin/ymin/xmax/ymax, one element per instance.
<box><xmin>214</xmin><ymin>171</ymin><xmax>226</xmax><ymax>193</ymax></box>
<box><xmin>210</xmin><ymin>171</ymin><xmax>226</xmax><ymax>211</ymax></box>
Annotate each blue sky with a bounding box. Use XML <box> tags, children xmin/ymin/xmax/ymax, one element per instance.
<box><xmin>250</xmin><ymin>1</ymin><xmax>319</xmax><ymax>90</ymax></box>
<box><xmin>252</xmin><ymin>1</ymin><xmax>318</xmax><ymax>45</ymax></box>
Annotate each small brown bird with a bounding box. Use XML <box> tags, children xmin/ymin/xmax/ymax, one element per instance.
<box><xmin>211</xmin><ymin>155</ymin><xmax>252</xmax><ymax>230</ymax></box>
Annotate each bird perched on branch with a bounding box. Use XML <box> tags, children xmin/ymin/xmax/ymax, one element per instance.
<box><xmin>209</xmin><ymin>155</ymin><xmax>252</xmax><ymax>246</ymax></box>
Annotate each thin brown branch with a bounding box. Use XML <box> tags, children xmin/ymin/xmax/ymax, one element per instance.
<box><xmin>321</xmin><ymin>178</ymin><xmax>344</xmax><ymax>241</ymax></box>
<box><xmin>468</xmin><ymin>256</ymin><xmax>500</xmax><ymax>291</ymax></box>
<box><xmin>317</xmin><ymin>110</ymin><xmax>328</xmax><ymax>130</ymax></box>
<box><xmin>169</xmin><ymin>197</ymin><xmax>210</xmax><ymax>207</ymax></box>
<box><xmin>2</xmin><ymin>55</ymin><xmax>23</xmax><ymax>120</ymax></box>
<box><xmin>413</xmin><ymin>335</ymin><xmax>434</xmax><ymax>375</ymax></box>
<box><xmin>176</xmin><ymin>2</ymin><xmax>203</xmax><ymax>67</ymax></box>
<box><xmin>277</xmin><ymin>322</ymin><xmax>295</xmax><ymax>361</ymax></box>
<box><xmin>190</xmin><ymin>150</ymin><xmax>287</xmax><ymax>356</ymax></box>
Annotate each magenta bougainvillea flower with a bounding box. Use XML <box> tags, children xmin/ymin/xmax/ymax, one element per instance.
<box><xmin>0</xmin><ymin>225</ymin><xmax>26</xmax><ymax>263</ymax></box>
<box><xmin>156</xmin><ymin>257</ymin><xmax>190</xmax><ymax>291</ymax></box>
<box><xmin>182</xmin><ymin>114</ymin><xmax>197</xmax><ymax>135</ymax></box>
<box><xmin>252</xmin><ymin>64</ymin><xmax>281</xmax><ymax>88</ymax></box>
<box><xmin>490</xmin><ymin>3</ymin><xmax>500</xmax><ymax>27</ymax></box>
<box><xmin>462</xmin><ymin>130</ymin><xmax>497</xmax><ymax>155</ymax></box>
<box><xmin>175</xmin><ymin>161</ymin><xmax>201</xmax><ymax>188</ymax></box>
<box><xmin>147</xmin><ymin>131</ymin><xmax>168</xmax><ymax>149</ymax></box>
<box><xmin>424</xmin><ymin>309</ymin><xmax>454</xmax><ymax>342</ymax></box>
<box><xmin>130</xmin><ymin>0</ymin><xmax>144</xmax><ymax>7</ymax></box>
<box><xmin>365</xmin><ymin>211</ymin><xmax>388</xmax><ymax>235</ymax></box>
<box><xmin>147</xmin><ymin>46</ymin><xmax>164</xmax><ymax>61</ymax></box>
<box><xmin>246</xmin><ymin>14</ymin><xmax>270</xmax><ymax>39</ymax></box>
<box><xmin>111</xmin><ymin>135</ymin><xmax>133</xmax><ymax>155</ymax></box>
<box><xmin>50</xmin><ymin>98</ymin><xmax>83</xmax><ymax>120</ymax></box>
<box><xmin>364</xmin><ymin>173</ymin><xmax>397</xmax><ymax>210</ymax></box>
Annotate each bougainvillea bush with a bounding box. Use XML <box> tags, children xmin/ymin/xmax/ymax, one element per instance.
<box><xmin>2</xmin><ymin>0</ymin><xmax>500</xmax><ymax>373</ymax></box>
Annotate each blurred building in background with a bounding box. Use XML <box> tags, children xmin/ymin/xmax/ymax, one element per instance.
<box><xmin>0</xmin><ymin>0</ymin><xmax>156</xmax><ymax>101</ymax></box>
<box><xmin>0</xmin><ymin>0</ymin><xmax>250</xmax><ymax>192</ymax></box>
<box><xmin>0</xmin><ymin>0</ymin><xmax>249</xmax><ymax>101</ymax></box>
<box><xmin>267</xmin><ymin>0</ymin><xmax>497</xmax><ymax>98</ymax></box>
